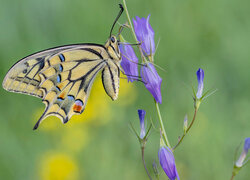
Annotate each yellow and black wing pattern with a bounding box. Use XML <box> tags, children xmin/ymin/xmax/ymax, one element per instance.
<box><xmin>2</xmin><ymin>44</ymin><xmax>111</xmax><ymax>129</ymax></box>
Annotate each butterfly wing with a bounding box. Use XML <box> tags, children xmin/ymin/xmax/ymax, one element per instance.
<box><xmin>2</xmin><ymin>45</ymin><xmax>86</xmax><ymax>98</ymax></box>
<box><xmin>2</xmin><ymin>44</ymin><xmax>110</xmax><ymax>129</ymax></box>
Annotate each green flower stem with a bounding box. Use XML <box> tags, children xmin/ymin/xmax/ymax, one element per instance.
<box><xmin>141</xmin><ymin>147</ymin><xmax>152</xmax><ymax>180</ymax></box>
<box><xmin>173</xmin><ymin>108</ymin><xmax>198</xmax><ymax>150</ymax></box>
<box><xmin>122</xmin><ymin>0</ymin><xmax>145</xmax><ymax>62</ymax></box>
<box><xmin>122</xmin><ymin>0</ymin><xmax>137</xmax><ymax>43</ymax></box>
<box><xmin>155</xmin><ymin>101</ymin><xmax>171</xmax><ymax>148</ymax></box>
<box><xmin>230</xmin><ymin>174</ymin><xmax>235</xmax><ymax>180</ymax></box>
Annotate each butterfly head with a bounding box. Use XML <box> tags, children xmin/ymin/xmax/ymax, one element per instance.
<box><xmin>105</xmin><ymin>35</ymin><xmax>121</xmax><ymax>61</ymax></box>
<box><xmin>104</xmin><ymin>4</ymin><xmax>124</xmax><ymax>62</ymax></box>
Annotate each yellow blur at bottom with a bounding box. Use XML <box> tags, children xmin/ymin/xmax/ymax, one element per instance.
<box><xmin>33</xmin><ymin>74</ymin><xmax>137</xmax><ymax>180</ymax></box>
<box><xmin>39</xmin><ymin>153</ymin><xmax>79</xmax><ymax>180</ymax></box>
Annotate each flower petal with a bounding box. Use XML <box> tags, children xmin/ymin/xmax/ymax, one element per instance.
<box><xmin>133</xmin><ymin>15</ymin><xmax>155</xmax><ymax>56</ymax></box>
<box><xmin>119</xmin><ymin>44</ymin><xmax>138</xmax><ymax>82</ymax></box>
<box><xmin>158</xmin><ymin>147</ymin><xmax>179</xmax><ymax>180</ymax></box>
<box><xmin>141</xmin><ymin>62</ymin><xmax>162</xmax><ymax>103</ymax></box>
<box><xmin>244</xmin><ymin>137</ymin><xmax>250</xmax><ymax>153</ymax></box>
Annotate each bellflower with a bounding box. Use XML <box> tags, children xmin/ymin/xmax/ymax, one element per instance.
<box><xmin>196</xmin><ymin>68</ymin><xmax>204</xmax><ymax>99</ymax></box>
<box><xmin>141</xmin><ymin>62</ymin><xmax>162</xmax><ymax>104</ymax></box>
<box><xmin>235</xmin><ymin>137</ymin><xmax>250</xmax><ymax>167</ymax></box>
<box><xmin>158</xmin><ymin>147</ymin><xmax>180</xmax><ymax>180</ymax></box>
<box><xmin>119</xmin><ymin>44</ymin><xmax>138</xmax><ymax>82</ymax></box>
<box><xmin>138</xmin><ymin>109</ymin><xmax>146</xmax><ymax>139</ymax></box>
<box><xmin>133</xmin><ymin>15</ymin><xmax>155</xmax><ymax>56</ymax></box>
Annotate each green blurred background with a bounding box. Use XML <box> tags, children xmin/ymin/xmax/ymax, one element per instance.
<box><xmin>0</xmin><ymin>0</ymin><xmax>249</xmax><ymax>179</ymax></box>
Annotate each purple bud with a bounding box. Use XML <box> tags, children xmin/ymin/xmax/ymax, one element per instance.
<box><xmin>141</xmin><ymin>62</ymin><xmax>162</xmax><ymax>104</ymax></box>
<box><xmin>244</xmin><ymin>137</ymin><xmax>250</xmax><ymax>153</ymax></box>
<box><xmin>138</xmin><ymin>109</ymin><xmax>146</xmax><ymax>139</ymax></box>
<box><xmin>158</xmin><ymin>147</ymin><xmax>180</xmax><ymax>180</ymax></box>
<box><xmin>236</xmin><ymin>137</ymin><xmax>250</xmax><ymax>167</ymax></box>
<box><xmin>119</xmin><ymin>44</ymin><xmax>138</xmax><ymax>82</ymax></box>
<box><xmin>196</xmin><ymin>68</ymin><xmax>204</xmax><ymax>99</ymax></box>
<box><xmin>152</xmin><ymin>161</ymin><xmax>159</xmax><ymax>177</ymax></box>
<box><xmin>133</xmin><ymin>15</ymin><xmax>155</xmax><ymax>56</ymax></box>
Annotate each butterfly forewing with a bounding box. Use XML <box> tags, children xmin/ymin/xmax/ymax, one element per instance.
<box><xmin>2</xmin><ymin>45</ymin><xmax>87</xmax><ymax>98</ymax></box>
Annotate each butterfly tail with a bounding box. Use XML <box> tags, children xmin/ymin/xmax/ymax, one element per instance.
<box><xmin>33</xmin><ymin>111</ymin><xmax>46</xmax><ymax>130</ymax></box>
<box><xmin>33</xmin><ymin>118</ymin><xmax>42</xmax><ymax>130</ymax></box>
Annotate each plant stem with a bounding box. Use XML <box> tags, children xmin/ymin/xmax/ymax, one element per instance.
<box><xmin>230</xmin><ymin>174</ymin><xmax>235</xmax><ymax>180</ymax></box>
<box><xmin>155</xmin><ymin>101</ymin><xmax>171</xmax><ymax>147</ymax></box>
<box><xmin>122</xmin><ymin>0</ymin><xmax>145</xmax><ymax>62</ymax></box>
<box><xmin>122</xmin><ymin>0</ymin><xmax>137</xmax><ymax>43</ymax></box>
<box><xmin>141</xmin><ymin>147</ymin><xmax>152</xmax><ymax>180</ymax></box>
<box><xmin>173</xmin><ymin>108</ymin><xmax>197</xmax><ymax>150</ymax></box>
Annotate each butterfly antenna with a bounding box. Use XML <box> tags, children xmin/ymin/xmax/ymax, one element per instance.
<box><xmin>110</xmin><ymin>4</ymin><xmax>124</xmax><ymax>37</ymax></box>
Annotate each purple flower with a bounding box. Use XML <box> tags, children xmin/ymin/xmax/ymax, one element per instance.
<box><xmin>236</xmin><ymin>137</ymin><xmax>250</xmax><ymax>167</ymax></box>
<box><xmin>138</xmin><ymin>109</ymin><xmax>146</xmax><ymax>139</ymax></box>
<box><xmin>196</xmin><ymin>68</ymin><xmax>204</xmax><ymax>99</ymax></box>
<box><xmin>158</xmin><ymin>147</ymin><xmax>180</xmax><ymax>180</ymax></box>
<box><xmin>141</xmin><ymin>62</ymin><xmax>162</xmax><ymax>104</ymax></box>
<box><xmin>133</xmin><ymin>15</ymin><xmax>155</xmax><ymax>56</ymax></box>
<box><xmin>119</xmin><ymin>44</ymin><xmax>138</xmax><ymax>82</ymax></box>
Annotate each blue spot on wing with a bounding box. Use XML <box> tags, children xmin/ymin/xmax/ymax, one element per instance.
<box><xmin>75</xmin><ymin>99</ymin><xmax>83</xmax><ymax>106</ymax></box>
<box><xmin>59</xmin><ymin>54</ymin><xmax>65</xmax><ymax>62</ymax></box>
<box><xmin>59</xmin><ymin>64</ymin><xmax>63</xmax><ymax>72</ymax></box>
<box><xmin>57</xmin><ymin>75</ymin><xmax>61</xmax><ymax>83</ymax></box>
<box><xmin>67</xmin><ymin>95</ymin><xmax>75</xmax><ymax>100</ymax></box>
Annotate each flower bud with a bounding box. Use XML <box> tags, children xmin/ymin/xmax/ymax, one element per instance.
<box><xmin>235</xmin><ymin>137</ymin><xmax>250</xmax><ymax>168</ymax></box>
<box><xmin>158</xmin><ymin>146</ymin><xmax>180</xmax><ymax>180</ymax></box>
<box><xmin>119</xmin><ymin>43</ymin><xmax>138</xmax><ymax>82</ymax></box>
<box><xmin>141</xmin><ymin>62</ymin><xmax>162</xmax><ymax>104</ymax></box>
<box><xmin>196</xmin><ymin>68</ymin><xmax>204</xmax><ymax>99</ymax></box>
<box><xmin>138</xmin><ymin>109</ymin><xmax>146</xmax><ymax>139</ymax></box>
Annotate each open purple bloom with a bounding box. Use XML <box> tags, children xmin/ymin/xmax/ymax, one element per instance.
<box><xmin>119</xmin><ymin>44</ymin><xmax>138</xmax><ymax>82</ymax></box>
<box><xmin>196</xmin><ymin>68</ymin><xmax>204</xmax><ymax>99</ymax></box>
<box><xmin>133</xmin><ymin>15</ymin><xmax>155</xmax><ymax>56</ymax></box>
<box><xmin>141</xmin><ymin>62</ymin><xmax>162</xmax><ymax>104</ymax></box>
<box><xmin>236</xmin><ymin>137</ymin><xmax>250</xmax><ymax>167</ymax></box>
<box><xmin>158</xmin><ymin>147</ymin><xmax>180</xmax><ymax>180</ymax></box>
<box><xmin>138</xmin><ymin>109</ymin><xmax>146</xmax><ymax>139</ymax></box>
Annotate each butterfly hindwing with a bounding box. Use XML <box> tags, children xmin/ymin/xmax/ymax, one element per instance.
<box><xmin>102</xmin><ymin>59</ymin><xmax>120</xmax><ymax>101</ymax></box>
<box><xmin>34</xmin><ymin>47</ymin><xmax>108</xmax><ymax>129</ymax></box>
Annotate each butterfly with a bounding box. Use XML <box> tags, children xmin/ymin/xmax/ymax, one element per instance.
<box><xmin>2</xmin><ymin>4</ymin><xmax>124</xmax><ymax>130</ymax></box>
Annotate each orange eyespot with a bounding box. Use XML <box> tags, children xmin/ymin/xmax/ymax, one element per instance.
<box><xmin>73</xmin><ymin>100</ymin><xmax>83</xmax><ymax>113</ymax></box>
<box><xmin>58</xmin><ymin>92</ymin><xmax>66</xmax><ymax>99</ymax></box>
